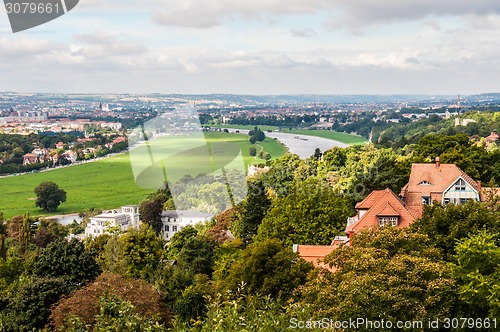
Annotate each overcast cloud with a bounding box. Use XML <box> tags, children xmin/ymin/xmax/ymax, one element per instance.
<box><xmin>0</xmin><ymin>0</ymin><xmax>499</xmax><ymax>94</ymax></box>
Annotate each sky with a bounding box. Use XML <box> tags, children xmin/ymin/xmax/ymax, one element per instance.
<box><xmin>1</xmin><ymin>0</ymin><xmax>500</xmax><ymax>95</ymax></box>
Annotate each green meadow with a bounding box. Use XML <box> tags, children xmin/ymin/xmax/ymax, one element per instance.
<box><xmin>0</xmin><ymin>133</ymin><xmax>286</xmax><ymax>218</ymax></box>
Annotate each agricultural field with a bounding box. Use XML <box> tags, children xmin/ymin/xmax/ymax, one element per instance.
<box><xmin>0</xmin><ymin>132</ymin><xmax>286</xmax><ymax>218</ymax></box>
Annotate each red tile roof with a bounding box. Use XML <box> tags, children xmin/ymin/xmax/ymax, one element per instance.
<box><xmin>485</xmin><ymin>132</ymin><xmax>499</xmax><ymax>142</ymax></box>
<box><xmin>296</xmin><ymin>244</ymin><xmax>342</xmax><ymax>271</ymax></box>
<box><xmin>346</xmin><ymin>188</ymin><xmax>416</xmax><ymax>234</ymax></box>
<box><xmin>400</xmin><ymin>163</ymin><xmax>479</xmax><ymax>207</ymax></box>
<box><xmin>376</xmin><ymin>203</ymin><xmax>401</xmax><ymax>216</ymax></box>
<box><xmin>355</xmin><ymin>190</ymin><xmax>386</xmax><ymax>209</ymax></box>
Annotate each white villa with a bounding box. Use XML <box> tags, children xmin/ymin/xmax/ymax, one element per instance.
<box><xmin>162</xmin><ymin>210</ymin><xmax>213</xmax><ymax>241</ymax></box>
<box><xmin>84</xmin><ymin>206</ymin><xmax>213</xmax><ymax>241</ymax></box>
<box><xmin>84</xmin><ymin>205</ymin><xmax>140</xmax><ymax>238</ymax></box>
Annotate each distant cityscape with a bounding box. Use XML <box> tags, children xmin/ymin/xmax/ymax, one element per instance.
<box><xmin>2</xmin><ymin>92</ymin><xmax>500</xmax><ymax>136</ymax></box>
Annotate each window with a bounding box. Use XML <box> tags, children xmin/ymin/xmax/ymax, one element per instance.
<box><xmin>172</xmin><ymin>226</ymin><xmax>178</xmax><ymax>232</ymax></box>
<box><xmin>378</xmin><ymin>217</ymin><xmax>398</xmax><ymax>227</ymax></box>
<box><xmin>454</xmin><ymin>179</ymin><xmax>466</xmax><ymax>191</ymax></box>
<box><xmin>164</xmin><ymin>225</ymin><xmax>169</xmax><ymax>232</ymax></box>
<box><xmin>418</xmin><ymin>180</ymin><xmax>432</xmax><ymax>186</ymax></box>
<box><xmin>443</xmin><ymin>198</ymin><xmax>451</xmax><ymax>205</ymax></box>
<box><xmin>459</xmin><ymin>198</ymin><xmax>468</xmax><ymax>205</ymax></box>
<box><xmin>422</xmin><ymin>196</ymin><xmax>431</xmax><ymax>205</ymax></box>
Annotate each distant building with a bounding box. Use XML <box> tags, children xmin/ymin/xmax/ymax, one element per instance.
<box><xmin>22</xmin><ymin>153</ymin><xmax>38</xmax><ymax>165</ymax></box>
<box><xmin>247</xmin><ymin>164</ymin><xmax>270</xmax><ymax>177</ymax></box>
<box><xmin>455</xmin><ymin>118</ymin><xmax>476</xmax><ymax>127</ymax></box>
<box><xmin>485</xmin><ymin>131</ymin><xmax>499</xmax><ymax>148</ymax></box>
<box><xmin>161</xmin><ymin>210</ymin><xmax>213</xmax><ymax>241</ymax></box>
<box><xmin>62</xmin><ymin>151</ymin><xmax>77</xmax><ymax>163</ymax></box>
<box><xmin>84</xmin><ymin>205</ymin><xmax>140</xmax><ymax>238</ymax></box>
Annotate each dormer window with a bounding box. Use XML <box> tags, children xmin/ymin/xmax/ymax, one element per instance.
<box><xmin>378</xmin><ymin>216</ymin><xmax>398</xmax><ymax>227</ymax></box>
<box><xmin>422</xmin><ymin>196</ymin><xmax>431</xmax><ymax>205</ymax></box>
<box><xmin>418</xmin><ymin>181</ymin><xmax>432</xmax><ymax>186</ymax></box>
<box><xmin>454</xmin><ymin>179</ymin><xmax>466</xmax><ymax>191</ymax></box>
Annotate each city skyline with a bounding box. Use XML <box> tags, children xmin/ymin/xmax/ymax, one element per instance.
<box><xmin>1</xmin><ymin>1</ymin><xmax>500</xmax><ymax>94</ymax></box>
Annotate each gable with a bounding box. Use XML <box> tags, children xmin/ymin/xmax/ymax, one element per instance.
<box><xmin>402</xmin><ymin>163</ymin><xmax>479</xmax><ymax>198</ymax></box>
<box><xmin>346</xmin><ymin>188</ymin><xmax>416</xmax><ymax>233</ymax></box>
<box><xmin>443</xmin><ymin>176</ymin><xmax>478</xmax><ymax>195</ymax></box>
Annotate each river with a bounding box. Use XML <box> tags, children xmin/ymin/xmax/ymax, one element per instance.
<box><xmin>227</xmin><ymin>129</ymin><xmax>350</xmax><ymax>159</ymax></box>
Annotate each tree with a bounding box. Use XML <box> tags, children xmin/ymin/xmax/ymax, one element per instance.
<box><xmin>33</xmin><ymin>218</ymin><xmax>68</xmax><ymax>248</ymax></box>
<box><xmin>34</xmin><ymin>181</ymin><xmax>67</xmax><ymax>212</ymax></box>
<box><xmin>49</xmin><ymin>273</ymin><xmax>170</xmax><ymax>330</ymax></box>
<box><xmin>260</xmin><ymin>153</ymin><xmax>301</xmax><ymax>197</ymax></box>
<box><xmin>176</xmin><ymin>235</ymin><xmax>217</xmax><ymax>277</ymax></box>
<box><xmin>179</xmin><ymin>288</ymin><xmax>314</xmax><ymax>331</ymax></box>
<box><xmin>248</xmin><ymin>126</ymin><xmax>265</xmax><ymax>144</ymax></box>
<box><xmin>3</xmin><ymin>277</ymin><xmax>73</xmax><ymax>332</ymax></box>
<box><xmin>452</xmin><ymin>230</ymin><xmax>500</xmax><ymax>318</ymax></box>
<box><xmin>6</xmin><ymin>213</ymin><xmax>34</xmax><ymax>255</ymax></box>
<box><xmin>249</xmin><ymin>147</ymin><xmax>257</xmax><ymax>156</ymax></box>
<box><xmin>222</xmin><ymin>239</ymin><xmax>312</xmax><ymax>300</ymax></box>
<box><xmin>300</xmin><ymin>228</ymin><xmax>457</xmax><ymax>328</ymax></box>
<box><xmin>118</xmin><ymin>225</ymin><xmax>164</xmax><ymax>280</ymax></box>
<box><xmin>18</xmin><ymin>213</ymin><xmax>32</xmax><ymax>255</ymax></box>
<box><xmin>32</xmin><ymin>238</ymin><xmax>100</xmax><ymax>284</ymax></box>
<box><xmin>0</xmin><ymin>212</ymin><xmax>6</xmax><ymax>259</ymax></box>
<box><xmin>139</xmin><ymin>196</ymin><xmax>163</xmax><ymax>235</ymax></box>
<box><xmin>411</xmin><ymin>201</ymin><xmax>499</xmax><ymax>261</ymax></box>
<box><xmin>313</xmin><ymin>148</ymin><xmax>322</xmax><ymax>160</ymax></box>
<box><xmin>231</xmin><ymin>179</ymin><xmax>271</xmax><ymax>244</ymax></box>
<box><xmin>167</xmin><ymin>225</ymin><xmax>198</xmax><ymax>259</ymax></box>
<box><xmin>257</xmin><ymin>179</ymin><xmax>354</xmax><ymax>245</ymax></box>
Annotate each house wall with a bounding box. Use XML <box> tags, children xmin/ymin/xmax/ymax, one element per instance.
<box><xmin>443</xmin><ymin>183</ymin><xmax>479</xmax><ymax>204</ymax></box>
<box><xmin>162</xmin><ymin>216</ymin><xmax>210</xmax><ymax>241</ymax></box>
<box><xmin>84</xmin><ymin>206</ymin><xmax>139</xmax><ymax>238</ymax></box>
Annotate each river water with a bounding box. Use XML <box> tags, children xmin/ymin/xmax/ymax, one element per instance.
<box><xmin>228</xmin><ymin>129</ymin><xmax>350</xmax><ymax>159</ymax></box>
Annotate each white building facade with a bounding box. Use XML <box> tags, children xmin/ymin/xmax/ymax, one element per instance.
<box><xmin>161</xmin><ymin>210</ymin><xmax>213</xmax><ymax>241</ymax></box>
<box><xmin>84</xmin><ymin>205</ymin><xmax>140</xmax><ymax>238</ymax></box>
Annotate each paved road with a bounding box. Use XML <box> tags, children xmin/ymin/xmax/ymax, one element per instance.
<box><xmin>228</xmin><ymin>129</ymin><xmax>350</xmax><ymax>159</ymax></box>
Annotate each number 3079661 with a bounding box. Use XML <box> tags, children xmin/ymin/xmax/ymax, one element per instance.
<box><xmin>5</xmin><ymin>2</ymin><xmax>62</xmax><ymax>14</ymax></box>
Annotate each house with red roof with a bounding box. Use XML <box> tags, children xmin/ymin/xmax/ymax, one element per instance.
<box><xmin>485</xmin><ymin>131</ymin><xmax>499</xmax><ymax>148</ymax></box>
<box><xmin>23</xmin><ymin>153</ymin><xmax>38</xmax><ymax>165</ymax></box>
<box><xmin>400</xmin><ymin>158</ymin><xmax>481</xmax><ymax>217</ymax></box>
<box><xmin>345</xmin><ymin>188</ymin><xmax>418</xmax><ymax>235</ymax></box>
<box><xmin>293</xmin><ymin>236</ymin><xmax>350</xmax><ymax>271</ymax></box>
<box><xmin>295</xmin><ymin>158</ymin><xmax>497</xmax><ymax>269</ymax></box>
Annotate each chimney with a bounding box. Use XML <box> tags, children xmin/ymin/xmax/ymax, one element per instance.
<box><xmin>348</xmin><ymin>231</ymin><xmax>355</xmax><ymax>246</ymax></box>
<box><xmin>435</xmin><ymin>157</ymin><xmax>440</xmax><ymax>168</ymax></box>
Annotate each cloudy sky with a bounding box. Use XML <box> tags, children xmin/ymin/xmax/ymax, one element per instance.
<box><xmin>1</xmin><ymin>0</ymin><xmax>500</xmax><ymax>95</ymax></box>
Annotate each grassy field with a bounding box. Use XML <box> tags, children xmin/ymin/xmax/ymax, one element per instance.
<box><xmin>211</xmin><ymin>125</ymin><xmax>367</xmax><ymax>145</ymax></box>
<box><xmin>0</xmin><ymin>132</ymin><xmax>286</xmax><ymax>219</ymax></box>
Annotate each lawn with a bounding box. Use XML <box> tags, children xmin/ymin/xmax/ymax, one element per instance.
<box><xmin>0</xmin><ymin>132</ymin><xmax>286</xmax><ymax>219</ymax></box>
